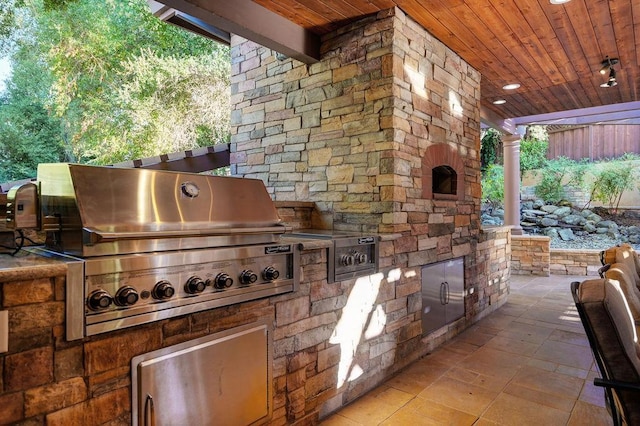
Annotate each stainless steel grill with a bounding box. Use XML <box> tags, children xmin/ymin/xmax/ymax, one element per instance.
<box><xmin>32</xmin><ymin>164</ymin><xmax>299</xmax><ymax>340</ymax></box>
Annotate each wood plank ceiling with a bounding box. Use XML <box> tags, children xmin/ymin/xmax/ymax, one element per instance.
<box><xmin>251</xmin><ymin>0</ymin><xmax>640</xmax><ymax>123</ymax></box>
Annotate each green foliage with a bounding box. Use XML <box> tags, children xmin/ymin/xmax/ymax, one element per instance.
<box><xmin>533</xmin><ymin>156</ymin><xmax>582</xmax><ymax>203</ymax></box>
<box><xmin>588</xmin><ymin>158</ymin><xmax>639</xmax><ymax>212</ymax></box>
<box><xmin>481</xmin><ymin>164</ymin><xmax>504</xmax><ymax>207</ymax></box>
<box><xmin>0</xmin><ymin>0</ymin><xmax>230</xmax><ymax>170</ymax></box>
<box><xmin>0</xmin><ymin>31</ymin><xmax>68</xmax><ymax>180</ymax></box>
<box><xmin>480</xmin><ymin>128</ymin><xmax>502</xmax><ymax>170</ymax></box>
<box><xmin>519</xmin><ymin>138</ymin><xmax>548</xmax><ymax>173</ymax></box>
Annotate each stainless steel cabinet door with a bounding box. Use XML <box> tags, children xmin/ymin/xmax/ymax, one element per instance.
<box><xmin>421</xmin><ymin>261</ymin><xmax>447</xmax><ymax>335</ymax></box>
<box><xmin>421</xmin><ymin>257</ymin><xmax>465</xmax><ymax>336</ymax></box>
<box><xmin>132</xmin><ymin>321</ymin><xmax>272</xmax><ymax>426</ymax></box>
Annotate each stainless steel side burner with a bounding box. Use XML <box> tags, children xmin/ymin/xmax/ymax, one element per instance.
<box><xmin>288</xmin><ymin>229</ymin><xmax>379</xmax><ymax>283</ymax></box>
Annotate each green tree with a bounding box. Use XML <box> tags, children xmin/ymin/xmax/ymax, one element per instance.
<box><xmin>0</xmin><ymin>0</ymin><xmax>230</xmax><ymax>168</ymax></box>
<box><xmin>481</xmin><ymin>164</ymin><xmax>504</xmax><ymax>208</ymax></box>
<box><xmin>480</xmin><ymin>128</ymin><xmax>502</xmax><ymax>170</ymax></box>
<box><xmin>0</xmin><ymin>24</ymin><xmax>68</xmax><ymax>180</ymax></box>
<box><xmin>520</xmin><ymin>138</ymin><xmax>548</xmax><ymax>173</ymax></box>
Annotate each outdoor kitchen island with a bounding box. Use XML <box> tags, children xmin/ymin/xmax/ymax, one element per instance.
<box><xmin>0</xmin><ymin>218</ymin><xmax>510</xmax><ymax>425</ymax></box>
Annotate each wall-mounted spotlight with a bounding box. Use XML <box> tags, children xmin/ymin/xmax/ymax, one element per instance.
<box><xmin>599</xmin><ymin>56</ymin><xmax>619</xmax><ymax>74</ymax></box>
<box><xmin>599</xmin><ymin>56</ymin><xmax>619</xmax><ymax>88</ymax></box>
<box><xmin>600</xmin><ymin>67</ymin><xmax>617</xmax><ymax>88</ymax></box>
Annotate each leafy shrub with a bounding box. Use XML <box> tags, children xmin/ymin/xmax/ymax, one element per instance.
<box><xmin>588</xmin><ymin>158</ymin><xmax>639</xmax><ymax>212</ymax></box>
<box><xmin>480</xmin><ymin>129</ymin><xmax>502</xmax><ymax>171</ymax></box>
<box><xmin>520</xmin><ymin>138</ymin><xmax>548</xmax><ymax>173</ymax></box>
<box><xmin>534</xmin><ymin>157</ymin><xmax>584</xmax><ymax>203</ymax></box>
<box><xmin>481</xmin><ymin>164</ymin><xmax>504</xmax><ymax>207</ymax></box>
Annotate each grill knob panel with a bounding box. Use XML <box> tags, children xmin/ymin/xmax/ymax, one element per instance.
<box><xmin>262</xmin><ymin>266</ymin><xmax>280</xmax><ymax>281</ymax></box>
<box><xmin>185</xmin><ymin>276</ymin><xmax>206</xmax><ymax>294</ymax></box>
<box><xmin>114</xmin><ymin>286</ymin><xmax>139</xmax><ymax>307</ymax></box>
<box><xmin>211</xmin><ymin>273</ymin><xmax>234</xmax><ymax>289</ymax></box>
<box><xmin>239</xmin><ymin>270</ymin><xmax>258</xmax><ymax>285</ymax></box>
<box><xmin>87</xmin><ymin>289</ymin><xmax>112</xmax><ymax>311</ymax></box>
<box><xmin>152</xmin><ymin>281</ymin><xmax>175</xmax><ymax>300</ymax></box>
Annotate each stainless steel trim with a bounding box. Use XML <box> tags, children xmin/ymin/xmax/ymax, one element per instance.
<box><xmin>85</xmin><ymin>284</ymin><xmax>294</xmax><ymax>336</ymax></box>
<box><xmin>27</xmin><ymin>247</ymin><xmax>86</xmax><ymax>341</ymax></box>
<box><xmin>84</xmin><ymin>226</ymin><xmax>288</xmax><ymax>244</ymax></box>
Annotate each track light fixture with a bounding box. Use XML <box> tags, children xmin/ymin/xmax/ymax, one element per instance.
<box><xmin>599</xmin><ymin>56</ymin><xmax>619</xmax><ymax>88</ymax></box>
<box><xmin>599</xmin><ymin>56</ymin><xmax>619</xmax><ymax>74</ymax></box>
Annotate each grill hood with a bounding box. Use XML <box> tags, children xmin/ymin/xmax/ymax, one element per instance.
<box><xmin>38</xmin><ymin>163</ymin><xmax>285</xmax><ymax>256</ymax></box>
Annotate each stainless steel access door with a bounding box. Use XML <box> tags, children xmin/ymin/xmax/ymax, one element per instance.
<box><xmin>131</xmin><ymin>320</ymin><xmax>272</xmax><ymax>426</ymax></box>
<box><xmin>421</xmin><ymin>257</ymin><xmax>465</xmax><ymax>335</ymax></box>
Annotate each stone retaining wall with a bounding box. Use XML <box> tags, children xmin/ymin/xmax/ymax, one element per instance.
<box><xmin>511</xmin><ymin>234</ymin><xmax>550</xmax><ymax>276</ymax></box>
<box><xmin>550</xmin><ymin>249</ymin><xmax>602</xmax><ymax>276</ymax></box>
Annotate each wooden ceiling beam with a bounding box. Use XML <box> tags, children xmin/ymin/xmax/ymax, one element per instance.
<box><xmin>159</xmin><ymin>0</ymin><xmax>321</xmax><ymax>63</ymax></box>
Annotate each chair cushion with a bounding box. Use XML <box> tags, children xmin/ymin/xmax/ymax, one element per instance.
<box><xmin>605</xmin><ymin>263</ymin><xmax>640</xmax><ymax>325</ymax></box>
<box><xmin>604</xmin><ymin>278</ymin><xmax>640</xmax><ymax>369</ymax></box>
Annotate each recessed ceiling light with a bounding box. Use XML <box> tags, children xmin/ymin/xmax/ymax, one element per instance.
<box><xmin>493</xmin><ymin>99</ymin><xmax>506</xmax><ymax>105</ymax></box>
<box><xmin>550</xmin><ymin>0</ymin><xmax>571</xmax><ymax>4</ymax></box>
<box><xmin>502</xmin><ymin>83</ymin><xmax>521</xmax><ymax>90</ymax></box>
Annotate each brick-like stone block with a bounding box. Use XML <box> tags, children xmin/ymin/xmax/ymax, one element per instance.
<box><xmin>24</xmin><ymin>377</ymin><xmax>87</xmax><ymax>417</ymax></box>
<box><xmin>5</xmin><ymin>346</ymin><xmax>54</xmax><ymax>391</ymax></box>
<box><xmin>84</xmin><ymin>327</ymin><xmax>162</xmax><ymax>375</ymax></box>
<box><xmin>3</xmin><ymin>278</ymin><xmax>54</xmax><ymax>307</ymax></box>
<box><xmin>276</xmin><ymin>296</ymin><xmax>310</xmax><ymax>326</ymax></box>
<box><xmin>0</xmin><ymin>391</ymin><xmax>24</xmax><ymax>424</ymax></box>
<box><xmin>45</xmin><ymin>387</ymin><xmax>129</xmax><ymax>426</ymax></box>
<box><xmin>54</xmin><ymin>345</ymin><xmax>83</xmax><ymax>382</ymax></box>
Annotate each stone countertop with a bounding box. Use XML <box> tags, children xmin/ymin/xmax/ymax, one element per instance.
<box><xmin>0</xmin><ymin>248</ymin><xmax>67</xmax><ymax>281</ymax></box>
<box><xmin>279</xmin><ymin>236</ymin><xmax>333</xmax><ymax>251</ymax></box>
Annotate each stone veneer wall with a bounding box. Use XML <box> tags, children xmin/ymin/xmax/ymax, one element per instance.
<box><xmin>229</xmin><ymin>7</ymin><xmax>510</xmax><ymax>422</ymax></box>
<box><xmin>550</xmin><ymin>249</ymin><xmax>601</xmax><ymax>276</ymax></box>
<box><xmin>511</xmin><ymin>234</ymin><xmax>551</xmax><ymax>276</ymax></box>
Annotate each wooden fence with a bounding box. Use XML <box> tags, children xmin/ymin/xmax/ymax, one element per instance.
<box><xmin>547</xmin><ymin>124</ymin><xmax>640</xmax><ymax>161</ymax></box>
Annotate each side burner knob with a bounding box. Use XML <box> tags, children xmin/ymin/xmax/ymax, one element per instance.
<box><xmin>114</xmin><ymin>286</ymin><xmax>139</xmax><ymax>307</ymax></box>
<box><xmin>211</xmin><ymin>273</ymin><xmax>234</xmax><ymax>289</ymax></box>
<box><xmin>185</xmin><ymin>276</ymin><xmax>206</xmax><ymax>294</ymax></box>
<box><xmin>239</xmin><ymin>270</ymin><xmax>258</xmax><ymax>285</ymax></box>
<box><xmin>262</xmin><ymin>266</ymin><xmax>280</xmax><ymax>281</ymax></box>
<box><xmin>340</xmin><ymin>254</ymin><xmax>355</xmax><ymax>266</ymax></box>
<box><xmin>152</xmin><ymin>281</ymin><xmax>175</xmax><ymax>300</ymax></box>
<box><xmin>87</xmin><ymin>289</ymin><xmax>112</xmax><ymax>311</ymax></box>
<box><xmin>355</xmin><ymin>252</ymin><xmax>368</xmax><ymax>264</ymax></box>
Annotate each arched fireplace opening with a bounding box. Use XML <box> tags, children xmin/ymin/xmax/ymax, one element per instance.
<box><xmin>432</xmin><ymin>165</ymin><xmax>457</xmax><ymax>196</ymax></box>
<box><xmin>421</xmin><ymin>143</ymin><xmax>464</xmax><ymax>200</ymax></box>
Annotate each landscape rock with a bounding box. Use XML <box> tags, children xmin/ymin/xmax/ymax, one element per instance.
<box><xmin>562</xmin><ymin>214</ymin><xmax>585</xmax><ymax>226</ymax></box>
<box><xmin>481</xmin><ymin>199</ymin><xmax>640</xmax><ymax>250</ymax></box>
<box><xmin>540</xmin><ymin>217</ymin><xmax>558</xmax><ymax>227</ymax></box>
<box><xmin>558</xmin><ymin>228</ymin><xmax>575</xmax><ymax>241</ymax></box>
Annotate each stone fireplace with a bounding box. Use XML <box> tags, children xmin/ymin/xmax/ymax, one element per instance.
<box><xmin>230</xmin><ymin>5</ymin><xmax>510</xmax><ymax>421</ymax></box>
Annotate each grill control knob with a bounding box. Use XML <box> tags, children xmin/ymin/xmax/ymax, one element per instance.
<box><xmin>211</xmin><ymin>273</ymin><xmax>233</xmax><ymax>289</ymax></box>
<box><xmin>152</xmin><ymin>281</ymin><xmax>175</xmax><ymax>300</ymax></box>
<box><xmin>262</xmin><ymin>266</ymin><xmax>280</xmax><ymax>281</ymax></box>
<box><xmin>87</xmin><ymin>289</ymin><xmax>112</xmax><ymax>311</ymax></box>
<box><xmin>340</xmin><ymin>254</ymin><xmax>355</xmax><ymax>266</ymax></box>
<box><xmin>355</xmin><ymin>252</ymin><xmax>368</xmax><ymax>264</ymax></box>
<box><xmin>114</xmin><ymin>286</ymin><xmax>139</xmax><ymax>307</ymax></box>
<box><xmin>185</xmin><ymin>276</ymin><xmax>206</xmax><ymax>294</ymax></box>
<box><xmin>239</xmin><ymin>270</ymin><xmax>258</xmax><ymax>285</ymax></box>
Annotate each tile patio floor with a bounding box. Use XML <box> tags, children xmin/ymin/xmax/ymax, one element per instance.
<box><xmin>321</xmin><ymin>274</ymin><xmax>613</xmax><ymax>426</ymax></box>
